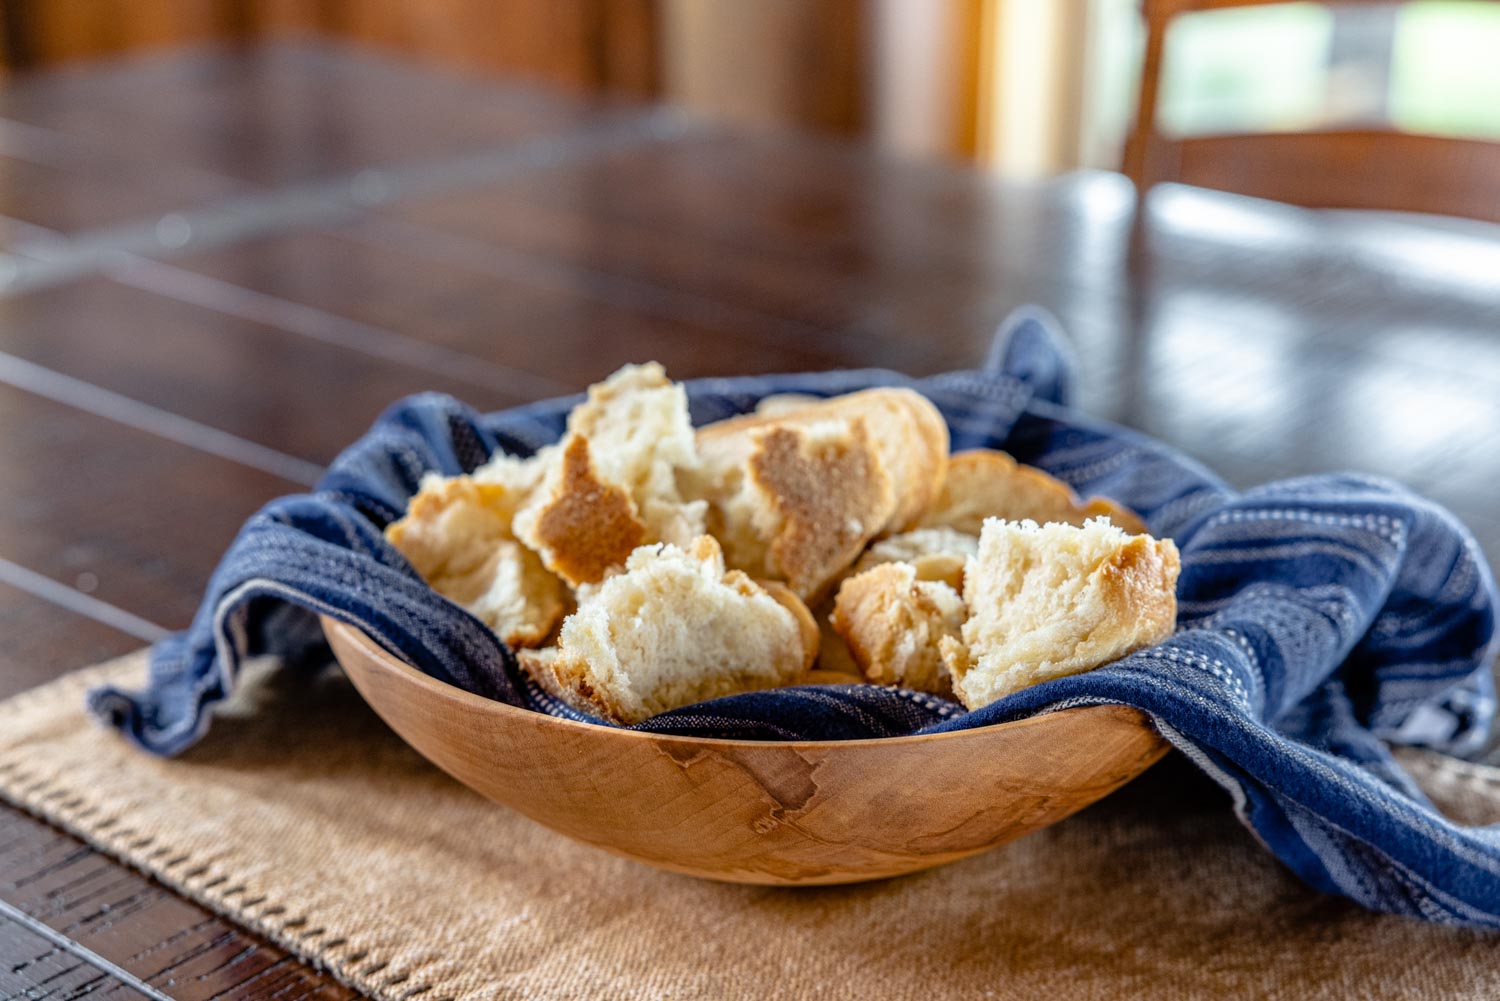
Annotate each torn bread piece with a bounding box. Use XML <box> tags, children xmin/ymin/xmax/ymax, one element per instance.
<box><xmin>920</xmin><ymin>449</ymin><xmax>1147</xmax><ymax>537</ymax></box>
<box><xmin>814</xmin><ymin>527</ymin><xmax>977</xmax><ymax>675</ymax></box>
<box><xmin>518</xmin><ymin>536</ymin><xmax>818</xmax><ymax>724</ymax></box>
<box><xmin>831</xmin><ymin>562</ymin><xmax>966</xmax><ymax>696</ymax></box>
<box><xmin>692</xmin><ymin>388</ymin><xmax>949</xmax><ymax>601</ymax></box>
<box><xmin>944</xmin><ymin>517</ymin><xmax>1179</xmax><ymax>711</ymax></box>
<box><xmin>853</xmin><ymin>527</ymin><xmax>980</xmax><ymax>592</ymax></box>
<box><xmin>513</xmin><ymin>363</ymin><xmax>706</xmax><ymax>587</ymax></box>
<box><xmin>514</xmin><ymin>436</ymin><xmax>648</xmax><ymax>588</ymax></box>
<box><xmin>695</xmin><ymin>419</ymin><xmax>895</xmax><ymax>600</ymax></box>
<box><xmin>698</xmin><ymin>388</ymin><xmax>949</xmax><ymax>532</ymax></box>
<box><xmin>386</xmin><ymin>475</ymin><xmax>567</xmax><ymax>648</ymax></box>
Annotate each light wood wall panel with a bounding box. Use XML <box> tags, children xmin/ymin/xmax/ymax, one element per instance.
<box><xmin>0</xmin><ymin>0</ymin><xmax>249</xmax><ymax>68</ymax></box>
<box><xmin>0</xmin><ymin>0</ymin><xmax>879</xmax><ymax>141</ymax></box>
<box><xmin>263</xmin><ymin>0</ymin><xmax>659</xmax><ymax>96</ymax></box>
<box><xmin>868</xmin><ymin>0</ymin><xmax>988</xmax><ymax>159</ymax></box>
<box><xmin>660</xmin><ymin>0</ymin><xmax>865</xmax><ymax>135</ymax></box>
<box><xmin>0</xmin><ymin>0</ymin><xmax>660</xmax><ymax>97</ymax></box>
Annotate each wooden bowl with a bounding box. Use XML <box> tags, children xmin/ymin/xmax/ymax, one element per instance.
<box><xmin>323</xmin><ymin>617</ymin><xmax>1167</xmax><ymax>886</ymax></box>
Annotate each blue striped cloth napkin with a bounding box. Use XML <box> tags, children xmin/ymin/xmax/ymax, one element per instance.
<box><xmin>90</xmin><ymin>309</ymin><xmax>1500</xmax><ymax>926</ymax></box>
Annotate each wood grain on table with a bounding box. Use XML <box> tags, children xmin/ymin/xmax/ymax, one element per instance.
<box><xmin>2</xmin><ymin>41</ymin><xmax>1499</xmax><ymax>1000</ymax></box>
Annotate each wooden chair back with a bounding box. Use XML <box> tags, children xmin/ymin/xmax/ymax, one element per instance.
<box><xmin>1124</xmin><ymin>0</ymin><xmax>1500</xmax><ymax>223</ymax></box>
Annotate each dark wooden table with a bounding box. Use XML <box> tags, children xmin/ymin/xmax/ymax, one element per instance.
<box><xmin>2</xmin><ymin>41</ymin><xmax>1499</xmax><ymax>1001</ymax></box>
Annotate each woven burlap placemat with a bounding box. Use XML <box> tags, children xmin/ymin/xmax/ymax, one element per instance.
<box><xmin>2</xmin><ymin>653</ymin><xmax>1497</xmax><ymax>1001</ymax></box>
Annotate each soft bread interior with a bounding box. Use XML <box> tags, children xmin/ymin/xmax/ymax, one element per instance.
<box><xmin>561</xmin><ymin>361</ymin><xmax>706</xmax><ymax>546</ymax></box>
<box><xmin>853</xmin><ymin>527</ymin><xmax>979</xmax><ymax>592</ymax></box>
<box><xmin>385</xmin><ymin>475</ymin><xmax>567</xmax><ymax>648</ymax></box>
<box><xmin>519</xmin><ymin>536</ymin><xmax>816</xmax><ymax>724</ymax></box>
<box><xmin>831</xmin><ymin>561</ymin><xmax>965</xmax><ymax>695</ymax></box>
<box><xmin>947</xmin><ymin>517</ymin><xmax>1179</xmax><ymax>710</ymax></box>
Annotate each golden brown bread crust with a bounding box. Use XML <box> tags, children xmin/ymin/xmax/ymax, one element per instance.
<box><xmin>524</xmin><ymin>436</ymin><xmax>647</xmax><ymax>587</ymax></box>
<box><xmin>753</xmin><ymin>393</ymin><xmax>823</xmax><ymax>417</ymax></box>
<box><xmin>814</xmin><ymin>623</ymin><xmax>861</xmax><ymax>677</ymax></box>
<box><xmin>1093</xmin><ymin>534</ymin><xmax>1180</xmax><ymax>647</ymax></box>
<box><xmin>920</xmin><ymin>449</ymin><xmax>1148</xmax><ymax>536</ymax></box>
<box><xmin>803</xmin><ymin>669</ymin><xmax>866</xmax><ymax>685</ymax></box>
<box><xmin>886</xmin><ymin>390</ymin><xmax>953</xmax><ymax>529</ymax></box>
<box><xmin>830</xmin><ymin>562</ymin><xmax>965</xmax><ymax>696</ymax></box>
<box><xmin>519</xmin><ymin>647</ymin><xmax>622</xmax><ymax>720</ymax></box>
<box><xmin>1079</xmin><ymin>497</ymin><xmax>1148</xmax><ymax>535</ymax></box>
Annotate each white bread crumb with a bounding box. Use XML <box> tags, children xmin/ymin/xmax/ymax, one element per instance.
<box><xmin>472</xmin><ymin>449</ymin><xmax>548</xmax><ymax>495</ymax></box>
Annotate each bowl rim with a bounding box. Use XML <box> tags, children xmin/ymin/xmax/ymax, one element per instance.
<box><xmin>322</xmin><ymin>615</ymin><xmax>1155</xmax><ymax>752</ymax></box>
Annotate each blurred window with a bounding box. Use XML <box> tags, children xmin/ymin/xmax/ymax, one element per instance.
<box><xmin>1085</xmin><ymin>0</ymin><xmax>1500</xmax><ymax>166</ymax></box>
<box><xmin>1390</xmin><ymin>2</ymin><xmax>1500</xmax><ymax>139</ymax></box>
<box><xmin>1158</xmin><ymin>3</ymin><xmax>1337</xmax><ymax>136</ymax></box>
